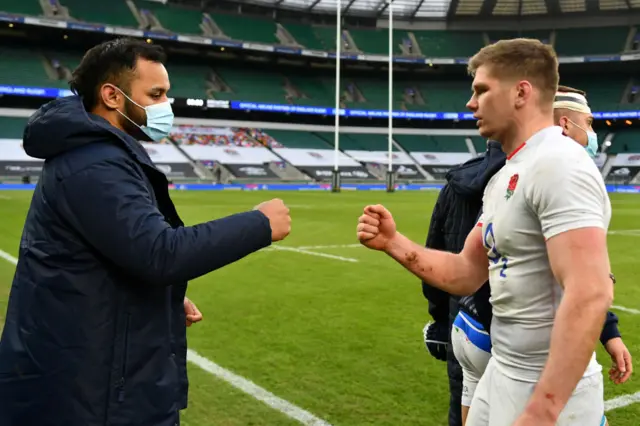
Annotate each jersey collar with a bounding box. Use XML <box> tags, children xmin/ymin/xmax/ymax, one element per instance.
<box><xmin>506</xmin><ymin>126</ymin><xmax>561</xmax><ymax>162</ymax></box>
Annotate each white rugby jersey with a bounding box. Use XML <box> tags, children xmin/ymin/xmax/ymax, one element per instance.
<box><xmin>478</xmin><ymin>126</ymin><xmax>611</xmax><ymax>383</ymax></box>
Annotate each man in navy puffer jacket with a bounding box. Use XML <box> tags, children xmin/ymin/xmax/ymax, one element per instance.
<box><xmin>0</xmin><ymin>38</ymin><xmax>291</xmax><ymax>426</ymax></box>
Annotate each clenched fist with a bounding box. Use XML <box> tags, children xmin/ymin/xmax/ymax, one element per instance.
<box><xmin>255</xmin><ymin>198</ymin><xmax>291</xmax><ymax>242</ymax></box>
<box><xmin>184</xmin><ymin>297</ymin><xmax>202</xmax><ymax>327</ymax></box>
<box><xmin>357</xmin><ymin>204</ymin><xmax>397</xmax><ymax>251</ymax></box>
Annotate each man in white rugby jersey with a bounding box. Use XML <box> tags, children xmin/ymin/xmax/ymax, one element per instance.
<box><xmin>439</xmin><ymin>85</ymin><xmax>631</xmax><ymax>426</ymax></box>
<box><xmin>357</xmin><ymin>38</ymin><xmax>614</xmax><ymax>426</ymax></box>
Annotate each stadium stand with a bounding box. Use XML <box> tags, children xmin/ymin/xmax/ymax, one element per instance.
<box><xmin>341</xmin><ymin>134</ymin><xmax>400</xmax><ymax>151</ymax></box>
<box><xmin>554</xmin><ymin>26</ymin><xmax>631</xmax><ymax>56</ymax></box>
<box><xmin>287</xmin><ymin>75</ymin><xmax>335</xmax><ymax>107</ymax></box>
<box><xmin>393</xmin><ymin>135</ymin><xmax>469</xmax><ymax>153</ymax></box>
<box><xmin>213</xmin><ymin>13</ymin><xmax>279</xmax><ymax>44</ymax></box>
<box><xmin>169</xmin><ymin>128</ymin><xmax>256</xmax><ymax>147</ymax></box>
<box><xmin>0</xmin><ymin>117</ymin><xmax>29</xmax><ymax>139</ymax></box>
<box><xmin>394</xmin><ymin>134</ymin><xmax>439</xmax><ymax>152</ymax></box>
<box><xmin>0</xmin><ymin>46</ymin><xmax>63</xmax><ymax>89</ymax></box>
<box><xmin>1</xmin><ymin>2</ymin><xmax>640</xmax><ymax>186</ymax></box>
<box><xmin>133</xmin><ymin>0</ymin><xmax>204</xmax><ymax>35</ymax></box>
<box><xmin>213</xmin><ymin>68</ymin><xmax>287</xmax><ymax>103</ymax></box>
<box><xmin>609</xmin><ymin>130</ymin><xmax>640</xmax><ymax>154</ymax></box>
<box><xmin>63</xmin><ymin>0</ymin><xmax>139</xmax><ymax>27</ymax></box>
<box><xmin>471</xmin><ymin>137</ymin><xmax>487</xmax><ymax>154</ymax></box>
<box><xmin>165</xmin><ymin>63</ymin><xmax>213</xmax><ymax>99</ymax></box>
<box><xmin>0</xmin><ymin>2</ymin><xmax>637</xmax><ymax>59</ymax></box>
<box><xmin>284</xmin><ymin>23</ymin><xmax>326</xmax><ymax>51</ymax></box>
<box><xmin>412</xmin><ymin>30</ymin><xmax>484</xmax><ymax>57</ymax></box>
<box><xmin>243</xmin><ymin>128</ymin><xmax>284</xmax><ymax>149</ymax></box>
<box><xmin>0</xmin><ymin>41</ymin><xmax>636</xmax><ymax>134</ymax></box>
<box><xmin>168</xmin><ymin>126</ymin><xmax>285</xmax><ymax>149</ymax></box>
<box><xmin>353</xmin><ymin>79</ymin><xmax>405</xmax><ymax>110</ymax></box>
<box><xmin>560</xmin><ymin>76</ymin><xmax>628</xmax><ymax>112</ymax></box>
<box><xmin>347</xmin><ymin>28</ymin><xmax>410</xmax><ymax>56</ymax></box>
<box><xmin>312</xmin><ymin>26</ymin><xmax>344</xmax><ymax>51</ymax></box>
<box><xmin>313</xmin><ymin>132</ymin><xmax>400</xmax><ymax>151</ymax></box>
<box><xmin>0</xmin><ymin>0</ymin><xmax>42</xmax><ymax>17</ymax></box>
<box><xmin>262</xmin><ymin>130</ymin><xmax>332</xmax><ymax>149</ymax></box>
<box><xmin>431</xmin><ymin>136</ymin><xmax>470</xmax><ymax>153</ymax></box>
<box><xmin>46</xmin><ymin>50</ymin><xmax>83</xmax><ymax>75</ymax></box>
<box><xmin>487</xmin><ymin>30</ymin><xmax>551</xmax><ymax>44</ymax></box>
<box><xmin>419</xmin><ymin>80</ymin><xmax>471</xmax><ymax>112</ymax></box>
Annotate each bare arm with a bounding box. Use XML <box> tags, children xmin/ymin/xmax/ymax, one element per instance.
<box><xmin>522</xmin><ymin>226</ymin><xmax>613</xmax><ymax>421</ymax></box>
<box><xmin>384</xmin><ymin>225</ymin><xmax>488</xmax><ymax>296</ymax></box>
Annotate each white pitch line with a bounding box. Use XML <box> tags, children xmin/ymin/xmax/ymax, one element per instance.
<box><xmin>0</xmin><ymin>249</ymin><xmax>333</xmax><ymax>425</ymax></box>
<box><xmin>611</xmin><ymin>305</ymin><xmax>640</xmax><ymax>315</ymax></box>
<box><xmin>187</xmin><ymin>350</ymin><xmax>332</xmax><ymax>425</ymax></box>
<box><xmin>2</xmin><ymin>248</ymin><xmax>640</xmax><ymax>415</ymax></box>
<box><xmin>295</xmin><ymin>244</ymin><xmax>363</xmax><ymax>250</ymax></box>
<box><xmin>605</xmin><ymin>391</ymin><xmax>640</xmax><ymax>412</ymax></box>
<box><xmin>608</xmin><ymin>229</ymin><xmax>640</xmax><ymax>236</ymax></box>
<box><xmin>0</xmin><ymin>248</ymin><xmax>18</xmax><ymax>265</ymax></box>
<box><xmin>269</xmin><ymin>246</ymin><xmax>359</xmax><ymax>262</ymax></box>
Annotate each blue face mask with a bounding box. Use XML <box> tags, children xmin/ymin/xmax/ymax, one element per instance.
<box><xmin>114</xmin><ymin>87</ymin><xmax>174</xmax><ymax>142</ymax></box>
<box><xmin>585</xmin><ymin>131</ymin><xmax>599</xmax><ymax>159</ymax></box>
<box><xmin>567</xmin><ymin>119</ymin><xmax>599</xmax><ymax>159</ymax></box>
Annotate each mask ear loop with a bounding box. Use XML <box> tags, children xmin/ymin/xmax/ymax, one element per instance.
<box><xmin>110</xmin><ymin>85</ymin><xmax>147</xmax><ymax>131</ymax></box>
<box><xmin>112</xmin><ymin>85</ymin><xmax>145</xmax><ymax>111</ymax></box>
<box><xmin>565</xmin><ymin>118</ymin><xmax>590</xmax><ymax>143</ymax></box>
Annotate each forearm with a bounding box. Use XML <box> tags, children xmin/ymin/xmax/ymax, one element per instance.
<box><xmin>152</xmin><ymin>211</ymin><xmax>272</xmax><ymax>284</ymax></box>
<box><xmin>60</xmin><ymin>161</ymin><xmax>273</xmax><ymax>285</ymax></box>
<box><xmin>385</xmin><ymin>233</ymin><xmax>483</xmax><ymax>296</ymax></box>
<box><xmin>525</xmin><ymin>288</ymin><xmax>611</xmax><ymax>420</ymax></box>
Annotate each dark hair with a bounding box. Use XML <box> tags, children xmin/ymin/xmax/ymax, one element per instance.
<box><xmin>69</xmin><ymin>38</ymin><xmax>167</xmax><ymax>111</ymax></box>
<box><xmin>557</xmin><ymin>85</ymin><xmax>587</xmax><ymax>97</ymax></box>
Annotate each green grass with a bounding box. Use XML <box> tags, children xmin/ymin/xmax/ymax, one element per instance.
<box><xmin>0</xmin><ymin>190</ymin><xmax>639</xmax><ymax>425</ymax></box>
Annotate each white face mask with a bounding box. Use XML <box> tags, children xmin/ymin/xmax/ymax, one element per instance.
<box><xmin>114</xmin><ymin>86</ymin><xmax>174</xmax><ymax>142</ymax></box>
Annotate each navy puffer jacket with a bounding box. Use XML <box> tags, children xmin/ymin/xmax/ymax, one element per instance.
<box><xmin>0</xmin><ymin>96</ymin><xmax>272</xmax><ymax>426</ymax></box>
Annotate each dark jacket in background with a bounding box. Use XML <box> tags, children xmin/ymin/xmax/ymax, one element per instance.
<box><xmin>422</xmin><ymin>141</ymin><xmax>506</xmax><ymax>426</ymax></box>
<box><xmin>0</xmin><ymin>96</ymin><xmax>272</xmax><ymax>426</ymax></box>
<box><xmin>422</xmin><ymin>141</ymin><xmax>621</xmax><ymax>426</ymax></box>
<box><xmin>423</xmin><ymin>141</ymin><xmax>505</xmax><ymax>332</ymax></box>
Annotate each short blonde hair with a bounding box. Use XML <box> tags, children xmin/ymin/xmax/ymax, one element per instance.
<box><xmin>468</xmin><ymin>38</ymin><xmax>559</xmax><ymax>105</ymax></box>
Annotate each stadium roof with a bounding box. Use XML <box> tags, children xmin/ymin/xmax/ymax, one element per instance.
<box><xmin>233</xmin><ymin>0</ymin><xmax>452</xmax><ymax>18</ymax></box>
<box><xmin>217</xmin><ymin>0</ymin><xmax>640</xmax><ymax>19</ymax></box>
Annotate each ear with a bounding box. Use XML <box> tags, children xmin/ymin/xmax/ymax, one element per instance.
<box><xmin>558</xmin><ymin>116</ymin><xmax>570</xmax><ymax>135</ymax></box>
<box><xmin>514</xmin><ymin>80</ymin><xmax>533</xmax><ymax>109</ymax></box>
<box><xmin>99</xmin><ymin>84</ymin><xmax>121</xmax><ymax>111</ymax></box>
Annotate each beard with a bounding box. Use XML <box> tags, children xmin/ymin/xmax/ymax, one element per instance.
<box><xmin>119</xmin><ymin>97</ymin><xmax>150</xmax><ymax>142</ymax></box>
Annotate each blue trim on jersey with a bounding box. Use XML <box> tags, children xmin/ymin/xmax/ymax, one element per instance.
<box><xmin>453</xmin><ymin>311</ymin><xmax>492</xmax><ymax>353</ymax></box>
<box><xmin>600</xmin><ymin>415</ymin><xmax>607</xmax><ymax>426</ymax></box>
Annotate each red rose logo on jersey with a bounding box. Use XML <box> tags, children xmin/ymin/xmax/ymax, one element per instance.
<box><xmin>505</xmin><ymin>174</ymin><xmax>519</xmax><ymax>200</ymax></box>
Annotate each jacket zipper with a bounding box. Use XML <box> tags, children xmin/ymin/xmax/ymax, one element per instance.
<box><xmin>118</xmin><ymin>313</ymin><xmax>131</xmax><ymax>402</ymax></box>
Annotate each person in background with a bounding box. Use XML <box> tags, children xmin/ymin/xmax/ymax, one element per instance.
<box><xmin>0</xmin><ymin>38</ymin><xmax>291</xmax><ymax>426</ymax></box>
<box><xmin>554</xmin><ymin>85</ymin><xmax>599</xmax><ymax>158</ymax></box>
<box><xmin>422</xmin><ymin>139</ymin><xmax>505</xmax><ymax>426</ymax></box>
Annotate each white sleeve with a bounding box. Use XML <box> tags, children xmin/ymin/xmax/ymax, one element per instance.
<box><xmin>526</xmin><ymin>156</ymin><xmax>608</xmax><ymax>241</ymax></box>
